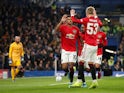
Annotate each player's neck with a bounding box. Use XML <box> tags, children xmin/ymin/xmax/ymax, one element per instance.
<box><xmin>67</xmin><ymin>24</ymin><xmax>73</xmax><ymax>27</ymax></box>
<box><xmin>87</xmin><ymin>14</ymin><xmax>94</xmax><ymax>18</ymax></box>
<box><xmin>15</xmin><ymin>42</ymin><xmax>20</xmax><ymax>44</ymax></box>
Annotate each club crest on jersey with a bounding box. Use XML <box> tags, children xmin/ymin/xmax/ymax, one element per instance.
<box><xmin>73</xmin><ymin>30</ymin><xmax>77</xmax><ymax>34</ymax></box>
<box><xmin>98</xmin><ymin>35</ymin><xmax>102</xmax><ymax>38</ymax></box>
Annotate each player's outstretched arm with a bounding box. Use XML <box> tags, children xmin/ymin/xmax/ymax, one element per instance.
<box><xmin>93</xmin><ymin>9</ymin><xmax>103</xmax><ymax>26</ymax></box>
<box><xmin>54</xmin><ymin>14</ymin><xmax>67</xmax><ymax>32</ymax></box>
<box><xmin>70</xmin><ymin>9</ymin><xmax>84</xmax><ymax>24</ymax></box>
<box><xmin>9</xmin><ymin>44</ymin><xmax>12</xmax><ymax>60</ymax></box>
<box><xmin>8</xmin><ymin>44</ymin><xmax>13</xmax><ymax>65</ymax></box>
<box><xmin>94</xmin><ymin>9</ymin><xmax>98</xmax><ymax>18</ymax></box>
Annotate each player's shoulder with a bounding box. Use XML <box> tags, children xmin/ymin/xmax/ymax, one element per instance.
<box><xmin>60</xmin><ymin>23</ymin><xmax>66</xmax><ymax>27</ymax></box>
<box><xmin>19</xmin><ymin>42</ymin><xmax>23</xmax><ymax>45</ymax></box>
<box><xmin>96</xmin><ymin>17</ymin><xmax>101</xmax><ymax>20</ymax></box>
<box><xmin>98</xmin><ymin>31</ymin><xmax>106</xmax><ymax>36</ymax></box>
<box><xmin>72</xmin><ymin>25</ymin><xmax>80</xmax><ymax>31</ymax></box>
<box><xmin>83</xmin><ymin>17</ymin><xmax>93</xmax><ymax>23</ymax></box>
<box><xmin>59</xmin><ymin>23</ymin><xmax>67</xmax><ymax>29</ymax></box>
<box><xmin>10</xmin><ymin>42</ymin><xmax>15</xmax><ymax>46</ymax></box>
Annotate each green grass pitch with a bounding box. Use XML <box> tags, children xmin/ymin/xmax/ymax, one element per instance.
<box><xmin>0</xmin><ymin>76</ymin><xmax>124</xmax><ymax>93</ymax></box>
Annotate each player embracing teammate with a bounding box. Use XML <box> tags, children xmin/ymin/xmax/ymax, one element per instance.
<box><xmin>70</xmin><ymin>6</ymin><xmax>104</xmax><ymax>89</ymax></box>
<box><xmin>55</xmin><ymin>6</ymin><xmax>107</xmax><ymax>89</ymax></box>
<box><xmin>55</xmin><ymin>14</ymin><xmax>81</xmax><ymax>87</ymax></box>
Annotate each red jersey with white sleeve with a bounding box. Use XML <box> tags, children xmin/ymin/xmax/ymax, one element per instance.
<box><xmin>71</xmin><ymin>16</ymin><xmax>103</xmax><ymax>46</ymax></box>
<box><xmin>59</xmin><ymin>24</ymin><xmax>80</xmax><ymax>51</ymax></box>
<box><xmin>97</xmin><ymin>31</ymin><xmax>107</xmax><ymax>55</ymax></box>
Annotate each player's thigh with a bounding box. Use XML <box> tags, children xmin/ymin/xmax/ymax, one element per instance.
<box><xmin>68</xmin><ymin>52</ymin><xmax>77</xmax><ymax>63</ymax></box>
<box><xmin>61</xmin><ymin>49</ymin><xmax>77</xmax><ymax>64</ymax></box>
<box><xmin>61</xmin><ymin>49</ymin><xmax>69</xmax><ymax>64</ymax></box>
<box><xmin>90</xmin><ymin>52</ymin><xmax>97</xmax><ymax>63</ymax></box>
<box><xmin>68</xmin><ymin>62</ymin><xmax>75</xmax><ymax>68</ymax></box>
<box><xmin>10</xmin><ymin>59</ymin><xmax>17</xmax><ymax>66</ymax></box>
<box><xmin>81</xmin><ymin>44</ymin><xmax>92</xmax><ymax>62</ymax></box>
<box><xmin>15</xmin><ymin>60</ymin><xmax>22</xmax><ymax>68</ymax></box>
<box><xmin>84</xmin><ymin>61</ymin><xmax>90</xmax><ymax>69</ymax></box>
<box><xmin>78</xmin><ymin>48</ymin><xmax>84</xmax><ymax>63</ymax></box>
<box><xmin>90</xmin><ymin>46</ymin><xmax>98</xmax><ymax>63</ymax></box>
<box><xmin>78</xmin><ymin>55</ymin><xmax>82</xmax><ymax>62</ymax></box>
<box><xmin>95</xmin><ymin>55</ymin><xmax>102</xmax><ymax>65</ymax></box>
<box><xmin>62</xmin><ymin>63</ymin><xmax>68</xmax><ymax>69</ymax></box>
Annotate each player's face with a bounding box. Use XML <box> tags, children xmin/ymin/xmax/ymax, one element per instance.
<box><xmin>66</xmin><ymin>17</ymin><xmax>73</xmax><ymax>25</ymax></box>
<box><xmin>81</xmin><ymin>25</ymin><xmax>85</xmax><ymax>32</ymax></box>
<box><xmin>15</xmin><ymin>36</ymin><xmax>20</xmax><ymax>43</ymax></box>
<box><xmin>86</xmin><ymin>7</ymin><xmax>95</xmax><ymax>17</ymax></box>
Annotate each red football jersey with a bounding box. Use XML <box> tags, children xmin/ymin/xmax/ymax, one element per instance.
<box><xmin>97</xmin><ymin>31</ymin><xmax>107</xmax><ymax>55</ymax></box>
<box><xmin>78</xmin><ymin>32</ymin><xmax>85</xmax><ymax>56</ymax></box>
<box><xmin>59</xmin><ymin>24</ymin><xmax>80</xmax><ymax>51</ymax></box>
<box><xmin>71</xmin><ymin>16</ymin><xmax>103</xmax><ymax>46</ymax></box>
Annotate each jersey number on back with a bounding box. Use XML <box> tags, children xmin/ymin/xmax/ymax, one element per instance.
<box><xmin>87</xmin><ymin>23</ymin><xmax>99</xmax><ymax>35</ymax></box>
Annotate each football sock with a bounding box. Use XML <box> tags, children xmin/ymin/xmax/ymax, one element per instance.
<box><xmin>96</xmin><ymin>68</ymin><xmax>100</xmax><ymax>72</ymax></box>
<box><xmin>63</xmin><ymin>68</ymin><xmax>69</xmax><ymax>76</ymax></box>
<box><xmin>11</xmin><ymin>67</ymin><xmax>15</xmax><ymax>80</ymax></box>
<box><xmin>15</xmin><ymin>68</ymin><xmax>20</xmax><ymax>77</ymax></box>
<box><xmin>69</xmin><ymin>67</ymin><xmax>74</xmax><ymax>83</ymax></box>
<box><xmin>89</xmin><ymin>64</ymin><xmax>96</xmax><ymax>80</ymax></box>
<box><xmin>78</xmin><ymin>62</ymin><xmax>85</xmax><ymax>83</ymax></box>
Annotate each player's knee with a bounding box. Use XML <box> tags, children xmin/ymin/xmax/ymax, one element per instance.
<box><xmin>89</xmin><ymin>64</ymin><xmax>94</xmax><ymax>68</ymax></box>
<box><xmin>95</xmin><ymin>64</ymin><xmax>100</xmax><ymax>68</ymax></box>
<box><xmin>69</xmin><ymin>63</ymin><xmax>74</xmax><ymax>68</ymax></box>
<box><xmin>62</xmin><ymin>64</ymin><xmax>67</xmax><ymax>70</ymax></box>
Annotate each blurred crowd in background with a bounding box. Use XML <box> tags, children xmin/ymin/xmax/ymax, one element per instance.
<box><xmin>0</xmin><ymin>1</ymin><xmax>124</xmax><ymax>72</ymax></box>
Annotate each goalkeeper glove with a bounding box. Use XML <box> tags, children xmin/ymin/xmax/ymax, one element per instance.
<box><xmin>21</xmin><ymin>57</ymin><xmax>24</xmax><ymax>62</ymax></box>
<box><xmin>9</xmin><ymin>59</ymin><xmax>12</xmax><ymax>65</ymax></box>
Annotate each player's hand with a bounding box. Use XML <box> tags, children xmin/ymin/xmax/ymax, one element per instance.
<box><xmin>9</xmin><ymin>59</ymin><xmax>12</xmax><ymax>65</ymax></box>
<box><xmin>70</xmin><ymin>9</ymin><xmax>76</xmax><ymax>16</ymax></box>
<box><xmin>98</xmin><ymin>43</ymin><xmax>103</xmax><ymax>48</ymax></box>
<box><xmin>94</xmin><ymin>9</ymin><xmax>98</xmax><ymax>18</ymax></box>
<box><xmin>61</xmin><ymin>14</ymin><xmax>68</xmax><ymax>23</ymax></box>
<box><xmin>21</xmin><ymin>57</ymin><xmax>24</xmax><ymax>62</ymax></box>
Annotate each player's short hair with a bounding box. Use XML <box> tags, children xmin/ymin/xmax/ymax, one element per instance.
<box><xmin>86</xmin><ymin>6</ymin><xmax>95</xmax><ymax>15</ymax></box>
<box><xmin>15</xmin><ymin>36</ymin><xmax>20</xmax><ymax>38</ymax></box>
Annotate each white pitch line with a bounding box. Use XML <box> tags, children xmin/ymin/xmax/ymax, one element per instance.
<box><xmin>49</xmin><ymin>79</ymin><xmax>95</xmax><ymax>86</ymax></box>
<box><xmin>49</xmin><ymin>79</ymin><xmax>103</xmax><ymax>86</ymax></box>
<box><xmin>0</xmin><ymin>82</ymin><xmax>68</xmax><ymax>87</ymax></box>
<box><xmin>49</xmin><ymin>82</ymin><xmax>68</xmax><ymax>86</ymax></box>
<box><xmin>0</xmin><ymin>84</ymin><xmax>49</xmax><ymax>87</ymax></box>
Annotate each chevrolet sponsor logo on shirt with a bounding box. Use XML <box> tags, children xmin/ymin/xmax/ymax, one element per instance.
<box><xmin>66</xmin><ymin>34</ymin><xmax>75</xmax><ymax>39</ymax></box>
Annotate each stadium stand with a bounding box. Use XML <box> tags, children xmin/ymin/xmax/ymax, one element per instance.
<box><xmin>0</xmin><ymin>0</ymin><xmax>124</xmax><ymax>77</ymax></box>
